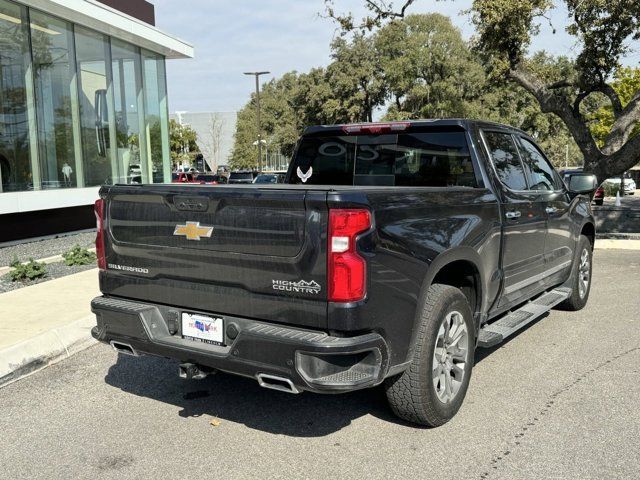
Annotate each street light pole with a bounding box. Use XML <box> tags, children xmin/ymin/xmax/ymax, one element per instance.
<box><xmin>244</xmin><ymin>71</ymin><xmax>270</xmax><ymax>173</ymax></box>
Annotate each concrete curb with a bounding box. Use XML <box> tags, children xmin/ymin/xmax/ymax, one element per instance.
<box><xmin>0</xmin><ymin>315</ymin><xmax>97</xmax><ymax>388</ymax></box>
<box><xmin>594</xmin><ymin>239</ymin><xmax>640</xmax><ymax>250</ymax></box>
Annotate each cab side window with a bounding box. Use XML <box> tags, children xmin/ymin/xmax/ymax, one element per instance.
<box><xmin>517</xmin><ymin>137</ymin><xmax>562</xmax><ymax>191</ymax></box>
<box><xmin>483</xmin><ymin>131</ymin><xmax>528</xmax><ymax>191</ymax></box>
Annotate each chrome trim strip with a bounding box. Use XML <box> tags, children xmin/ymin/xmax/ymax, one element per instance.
<box><xmin>504</xmin><ymin>260</ymin><xmax>572</xmax><ymax>295</ymax></box>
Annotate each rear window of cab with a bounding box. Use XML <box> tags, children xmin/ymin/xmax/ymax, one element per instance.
<box><xmin>289</xmin><ymin>130</ymin><xmax>477</xmax><ymax>187</ymax></box>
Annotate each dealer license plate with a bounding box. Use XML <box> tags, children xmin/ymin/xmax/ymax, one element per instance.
<box><xmin>181</xmin><ymin>313</ymin><xmax>224</xmax><ymax>345</ymax></box>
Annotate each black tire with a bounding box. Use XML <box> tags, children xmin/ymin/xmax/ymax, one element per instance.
<box><xmin>385</xmin><ymin>284</ymin><xmax>475</xmax><ymax>427</ymax></box>
<box><xmin>594</xmin><ymin>199</ymin><xmax>603</xmax><ymax>206</ymax></box>
<box><xmin>557</xmin><ymin>235</ymin><xmax>593</xmax><ymax>311</ymax></box>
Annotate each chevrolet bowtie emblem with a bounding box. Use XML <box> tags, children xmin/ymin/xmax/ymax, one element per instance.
<box><xmin>173</xmin><ymin>221</ymin><xmax>213</xmax><ymax>241</ymax></box>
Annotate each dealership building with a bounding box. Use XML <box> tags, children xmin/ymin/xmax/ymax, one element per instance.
<box><xmin>0</xmin><ymin>0</ymin><xmax>193</xmax><ymax>242</ymax></box>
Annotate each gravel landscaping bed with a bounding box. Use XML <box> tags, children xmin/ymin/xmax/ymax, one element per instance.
<box><xmin>0</xmin><ymin>231</ymin><xmax>95</xmax><ymax>267</ymax></box>
<box><xmin>0</xmin><ymin>261</ymin><xmax>96</xmax><ymax>293</ymax></box>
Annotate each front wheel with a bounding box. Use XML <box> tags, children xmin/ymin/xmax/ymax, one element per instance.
<box><xmin>557</xmin><ymin>235</ymin><xmax>593</xmax><ymax>311</ymax></box>
<box><xmin>385</xmin><ymin>284</ymin><xmax>475</xmax><ymax>427</ymax></box>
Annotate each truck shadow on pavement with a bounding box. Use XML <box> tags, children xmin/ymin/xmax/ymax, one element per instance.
<box><xmin>104</xmin><ymin>354</ymin><xmax>402</xmax><ymax>436</ymax></box>
<box><xmin>103</xmin><ymin>312</ymin><xmax>550</xmax><ymax>436</ymax></box>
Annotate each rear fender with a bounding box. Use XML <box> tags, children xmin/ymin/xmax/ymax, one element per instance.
<box><xmin>406</xmin><ymin>248</ymin><xmax>486</xmax><ymax>360</ymax></box>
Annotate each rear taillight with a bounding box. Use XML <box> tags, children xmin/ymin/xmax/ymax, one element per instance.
<box><xmin>94</xmin><ymin>198</ymin><xmax>106</xmax><ymax>270</ymax></box>
<box><xmin>328</xmin><ymin>209</ymin><xmax>371</xmax><ymax>302</ymax></box>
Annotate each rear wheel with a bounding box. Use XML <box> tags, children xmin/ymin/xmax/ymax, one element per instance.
<box><xmin>385</xmin><ymin>284</ymin><xmax>474</xmax><ymax>427</ymax></box>
<box><xmin>558</xmin><ymin>235</ymin><xmax>592</xmax><ymax>311</ymax></box>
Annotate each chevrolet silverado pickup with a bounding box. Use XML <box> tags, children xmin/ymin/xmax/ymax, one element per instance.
<box><xmin>91</xmin><ymin>119</ymin><xmax>598</xmax><ymax>426</ymax></box>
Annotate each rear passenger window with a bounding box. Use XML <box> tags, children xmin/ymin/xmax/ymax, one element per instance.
<box><xmin>395</xmin><ymin>132</ymin><xmax>476</xmax><ymax>187</ymax></box>
<box><xmin>483</xmin><ymin>131</ymin><xmax>528</xmax><ymax>191</ymax></box>
<box><xmin>517</xmin><ymin>137</ymin><xmax>562</xmax><ymax>191</ymax></box>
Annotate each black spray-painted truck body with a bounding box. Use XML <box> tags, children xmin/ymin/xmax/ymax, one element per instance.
<box><xmin>91</xmin><ymin>119</ymin><xmax>597</xmax><ymax>426</ymax></box>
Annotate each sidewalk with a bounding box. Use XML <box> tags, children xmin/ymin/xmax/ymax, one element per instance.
<box><xmin>0</xmin><ymin>268</ymin><xmax>99</xmax><ymax>386</ymax></box>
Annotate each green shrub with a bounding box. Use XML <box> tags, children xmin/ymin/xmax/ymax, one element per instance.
<box><xmin>9</xmin><ymin>258</ymin><xmax>47</xmax><ymax>282</ymax></box>
<box><xmin>62</xmin><ymin>245</ymin><xmax>96</xmax><ymax>266</ymax></box>
<box><xmin>602</xmin><ymin>182</ymin><xmax>621</xmax><ymax>198</ymax></box>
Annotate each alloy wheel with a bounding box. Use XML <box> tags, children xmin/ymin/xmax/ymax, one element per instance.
<box><xmin>432</xmin><ymin>310</ymin><xmax>468</xmax><ymax>404</ymax></box>
<box><xmin>578</xmin><ymin>248</ymin><xmax>591</xmax><ymax>299</ymax></box>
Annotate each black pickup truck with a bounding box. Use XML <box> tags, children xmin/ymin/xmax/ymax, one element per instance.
<box><xmin>91</xmin><ymin>119</ymin><xmax>598</xmax><ymax>426</ymax></box>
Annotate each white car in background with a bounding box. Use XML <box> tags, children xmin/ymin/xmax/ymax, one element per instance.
<box><xmin>603</xmin><ymin>175</ymin><xmax>636</xmax><ymax>195</ymax></box>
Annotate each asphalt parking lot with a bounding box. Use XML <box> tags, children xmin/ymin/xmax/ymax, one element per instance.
<box><xmin>1</xmin><ymin>249</ymin><xmax>638</xmax><ymax>480</ymax></box>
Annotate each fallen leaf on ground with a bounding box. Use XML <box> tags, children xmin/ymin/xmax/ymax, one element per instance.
<box><xmin>210</xmin><ymin>418</ymin><xmax>221</xmax><ymax>427</ymax></box>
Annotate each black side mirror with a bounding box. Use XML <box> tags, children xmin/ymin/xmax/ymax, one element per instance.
<box><xmin>566</xmin><ymin>173</ymin><xmax>598</xmax><ymax>194</ymax></box>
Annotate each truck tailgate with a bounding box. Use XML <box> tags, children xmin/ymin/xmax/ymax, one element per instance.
<box><xmin>100</xmin><ymin>185</ymin><xmax>328</xmax><ymax>329</ymax></box>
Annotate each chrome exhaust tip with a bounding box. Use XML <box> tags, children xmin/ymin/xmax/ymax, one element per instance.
<box><xmin>256</xmin><ymin>373</ymin><xmax>300</xmax><ymax>394</ymax></box>
<box><xmin>110</xmin><ymin>341</ymin><xmax>138</xmax><ymax>356</ymax></box>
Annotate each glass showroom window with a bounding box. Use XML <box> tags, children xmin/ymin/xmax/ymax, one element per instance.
<box><xmin>30</xmin><ymin>10</ymin><xmax>81</xmax><ymax>189</ymax></box>
<box><xmin>74</xmin><ymin>26</ymin><xmax>113</xmax><ymax>187</ymax></box>
<box><xmin>142</xmin><ymin>49</ymin><xmax>169</xmax><ymax>183</ymax></box>
<box><xmin>0</xmin><ymin>0</ymin><xmax>31</xmax><ymax>193</ymax></box>
<box><xmin>111</xmin><ymin>39</ymin><xmax>147</xmax><ymax>184</ymax></box>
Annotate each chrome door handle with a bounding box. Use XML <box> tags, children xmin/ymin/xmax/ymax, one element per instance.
<box><xmin>545</xmin><ymin>207</ymin><xmax>558</xmax><ymax>214</ymax></box>
<box><xmin>505</xmin><ymin>210</ymin><xmax>521</xmax><ymax>219</ymax></box>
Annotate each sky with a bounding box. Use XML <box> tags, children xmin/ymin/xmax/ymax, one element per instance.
<box><xmin>154</xmin><ymin>0</ymin><xmax>639</xmax><ymax>114</ymax></box>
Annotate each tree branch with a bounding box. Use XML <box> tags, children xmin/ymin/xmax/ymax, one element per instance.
<box><xmin>509</xmin><ymin>66</ymin><xmax>601</xmax><ymax>160</ymax></box>
<box><xmin>572</xmin><ymin>91</ymin><xmax>589</xmax><ymax>116</ymax></box>
<box><xmin>547</xmin><ymin>79</ymin><xmax>574</xmax><ymax>89</ymax></box>
<box><xmin>323</xmin><ymin>0</ymin><xmax>415</xmax><ymax>32</ymax></box>
<box><xmin>590</xmin><ymin>127</ymin><xmax>640</xmax><ymax>179</ymax></box>
<box><xmin>603</xmin><ymin>90</ymin><xmax>640</xmax><ymax>154</ymax></box>
<box><xmin>598</xmin><ymin>83</ymin><xmax>623</xmax><ymax>117</ymax></box>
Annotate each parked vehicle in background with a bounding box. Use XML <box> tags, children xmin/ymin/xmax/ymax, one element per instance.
<box><xmin>592</xmin><ymin>185</ymin><xmax>604</xmax><ymax>205</ymax></box>
<box><xmin>196</xmin><ymin>174</ymin><xmax>228</xmax><ymax>185</ymax></box>
<box><xmin>171</xmin><ymin>172</ymin><xmax>197</xmax><ymax>183</ymax></box>
<box><xmin>253</xmin><ymin>173</ymin><xmax>284</xmax><ymax>184</ymax></box>
<box><xmin>603</xmin><ymin>175</ymin><xmax>636</xmax><ymax>195</ymax></box>
<box><xmin>228</xmin><ymin>171</ymin><xmax>256</xmax><ymax>184</ymax></box>
<box><xmin>91</xmin><ymin>119</ymin><xmax>597</xmax><ymax>427</ymax></box>
<box><xmin>176</xmin><ymin>166</ymin><xmax>198</xmax><ymax>174</ymax></box>
<box><xmin>560</xmin><ymin>168</ymin><xmax>583</xmax><ymax>183</ymax></box>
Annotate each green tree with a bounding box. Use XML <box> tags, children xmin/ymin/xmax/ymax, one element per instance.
<box><xmin>169</xmin><ymin>119</ymin><xmax>199</xmax><ymax>165</ymax></box>
<box><xmin>376</xmin><ymin>14</ymin><xmax>486</xmax><ymax>120</ymax></box>
<box><xmin>230</xmin><ymin>69</ymin><xmax>335</xmax><ymax>170</ymax></box>
<box><xmin>325</xmin><ymin>34</ymin><xmax>386</xmax><ymax>122</ymax></box>
<box><xmin>229</xmin><ymin>103</ymin><xmax>259</xmax><ymax>170</ymax></box>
